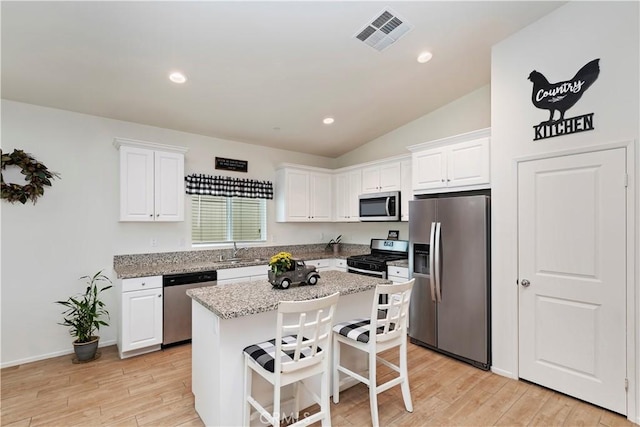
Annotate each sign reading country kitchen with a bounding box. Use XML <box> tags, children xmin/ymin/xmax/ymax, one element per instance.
<box><xmin>528</xmin><ymin>59</ymin><xmax>600</xmax><ymax>141</ymax></box>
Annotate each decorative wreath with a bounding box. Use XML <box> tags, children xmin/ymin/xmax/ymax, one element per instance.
<box><xmin>1</xmin><ymin>149</ymin><xmax>60</xmax><ymax>204</ymax></box>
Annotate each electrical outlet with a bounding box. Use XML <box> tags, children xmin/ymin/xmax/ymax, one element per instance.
<box><xmin>150</xmin><ymin>238</ymin><xmax>157</xmax><ymax>247</ymax></box>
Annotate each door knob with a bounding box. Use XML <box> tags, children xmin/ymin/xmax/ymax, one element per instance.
<box><xmin>520</xmin><ymin>279</ymin><xmax>531</xmax><ymax>287</ymax></box>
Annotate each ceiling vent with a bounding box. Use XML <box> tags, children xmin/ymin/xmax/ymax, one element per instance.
<box><xmin>354</xmin><ymin>9</ymin><xmax>412</xmax><ymax>52</ymax></box>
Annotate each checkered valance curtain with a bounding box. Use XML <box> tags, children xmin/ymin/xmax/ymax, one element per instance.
<box><xmin>185</xmin><ymin>174</ymin><xmax>273</xmax><ymax>199</ymax></box>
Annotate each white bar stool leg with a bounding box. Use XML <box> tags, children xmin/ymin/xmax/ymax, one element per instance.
<box><xmin>368</xmin><ymin>350</ymin><xmax>379</xmax><ymax>427</ymax></box>
<box><xmin>243</xmin><ymin>354</ymin><xmax>252</xmax><ymax>426</ymax></box>
<box><xmin>400</xmin><ymin>340</ymin><xmax>413</xmax><ymax>412</ymax></box>
<box><xmin>332</xmin><ymin>335</ymin><xmax>340</xmax><ymax>404</ymax></box>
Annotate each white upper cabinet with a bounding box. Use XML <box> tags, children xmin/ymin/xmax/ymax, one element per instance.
<box><xmin>361</xmin><ymin>161</ymin><xmax>401</xmax><ymax>193</ymax></box>
<box><xmin>409</xmin><ymin>128</ymin><xmax>490</xmax><ymax>195</ymax></box>
<box><xmin>309</xmin><ymin>172</ymin><xmax>332</xmax><ymax>221</ymax></box>
<box><xmin>276</xmin><ymin>166</ymin><xmax>333</xmax><ymax>222</ymax></box>
<box><xmin>115</xmin><ymin>138</ymin><xmax>188</xmax><ymax>222</ymax></box>
<box><xmin>400</xmin><ymin>159</ymin><xmax>412</xmax><ymax>222</ymax></box>
<box><xmin>334</xmin><ymin>170</ymin><xmax>362</xmax><ymax>222</ymax></box>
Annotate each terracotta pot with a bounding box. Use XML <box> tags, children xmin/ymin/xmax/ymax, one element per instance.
<box><xmin>73</xmin><ymin>336</ymin><xmax>99</xmax><ymax>362</ymax></box>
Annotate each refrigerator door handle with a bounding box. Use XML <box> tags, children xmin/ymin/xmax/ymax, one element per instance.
<box><xmin>435</xmin><ymin>222</ymin><xmax>442</xmax><ymax>302</ymax></box>
<box><xmin>429</xmin><ymin>222</ymin><xmax>436</xmax><ymax>302</ymax></box>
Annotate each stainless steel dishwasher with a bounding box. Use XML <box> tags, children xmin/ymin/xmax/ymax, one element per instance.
<box><xmin>162</xmin><ymin>270</ymin><xmax>217</xmax><ymax>346</ymax></box>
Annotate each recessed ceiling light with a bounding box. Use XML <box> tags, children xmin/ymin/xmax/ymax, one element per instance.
<box><xmin>169</xmin><ymin>72</ymin><xmax>187</xmax><ymax>84</ymax></box>
<box><xmin>323</xmin><ymin>117</ymin><xmax>335</xmax><ymax>125</ymax></box>
<box><xmin>417</xmin><ymin>51</ymin><xmax>433</xmax><ymax>64</ymax></box>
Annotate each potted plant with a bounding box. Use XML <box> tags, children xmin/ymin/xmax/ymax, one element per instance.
<box><xmin>326</xmin><ymin>235</ymin><xmax>342</xmax><ymax>256</ymax></box>
<box><xmin>55</xmin><ymin>270</ymin><xmax>112</xmax><ymax>362</ymax></box>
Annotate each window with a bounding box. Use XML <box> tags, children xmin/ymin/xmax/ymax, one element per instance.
<box><xmin>191</xmin><ymin>195</ymin><xmax>266</xmax><ymax>244</ymax></box>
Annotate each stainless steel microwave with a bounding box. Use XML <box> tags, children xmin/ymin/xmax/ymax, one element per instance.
<box><xmin>359</xmin><ymin>191</ymin><xmax>400</xmax><ymax>221</ymax></box>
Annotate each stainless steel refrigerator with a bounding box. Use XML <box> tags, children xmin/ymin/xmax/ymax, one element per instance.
<box><xmin>408</xmin><ymin>195</ymin><xmax>490</xmax><ymax>370</ymax></box>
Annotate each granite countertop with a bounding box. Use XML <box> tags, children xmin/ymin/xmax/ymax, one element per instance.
<box><xmin>114</xmin><ymin>255</ymin><xmax>315</xmax><ymax>279</ymax></box>
<box><xmin>113</xmin><ymin>244</ymin><xmax>370</xmax><ymax>279</ymax></box>
<box><xmin>387</xmin><ymin>259</ymin><xmax>409</xmax><ymax>268</ymax></box>
<box><xmin>187</xmin><ymin>270</ymin><xmax>391</xmax><ymax>319</ymax></box>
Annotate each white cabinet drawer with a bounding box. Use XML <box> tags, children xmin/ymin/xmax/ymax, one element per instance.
<box><xmin>335</xmin><ymin>259</ymin><xmax>347</xmax><ymax>269</ymax></box>
<box><xmin>122</xmin><ymin>275</ymin><xmax>162</xmax><ymax>292</ymax></box>
<box><xmin>387</xmin><ymin>266</ymin><xmax>409</xmax><ymax>279</ymax></box>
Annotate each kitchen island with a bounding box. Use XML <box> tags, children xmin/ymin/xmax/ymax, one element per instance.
<box><xmin>187</xmin><ymin>270</ymin><xmax>391</xmax><ymax>427</ymax></box>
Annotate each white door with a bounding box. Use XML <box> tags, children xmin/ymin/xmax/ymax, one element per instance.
<box><xmin>518</xmin><ymin>148</ymin><xmax>627</xmax><ymax>414</ymax></box>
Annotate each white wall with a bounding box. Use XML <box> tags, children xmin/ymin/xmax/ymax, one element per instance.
<box><xmin>491</xmin><ymin>0</ymin><xmax>639</xmax><ymax>420</ymax></box>
<box><xmin>335</xmin><ymin>84</ymin><xmax>491</xmax><ymax>168</ymax></box>
<box><xmin>0</xmin><ymin>100</ymin><xmax>347</xmax><ymax>366</ymax></box>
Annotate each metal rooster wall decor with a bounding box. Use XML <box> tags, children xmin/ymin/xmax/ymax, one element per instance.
<box><xmin>528</xmin><ymin>58</ymin><xmax>600</xmax><ymax>141</ymax></box>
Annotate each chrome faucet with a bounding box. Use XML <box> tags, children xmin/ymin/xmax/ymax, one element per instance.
<box><xmin>232</xmin><ymin>242</ymin><xmax>248</xmax><ymax>258</ymax></box>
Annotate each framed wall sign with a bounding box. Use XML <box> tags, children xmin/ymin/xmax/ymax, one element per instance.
<box><xmin>215</xmin><ymin>157</ymin><xmax>248</xmax><ymax>173</ymax></box>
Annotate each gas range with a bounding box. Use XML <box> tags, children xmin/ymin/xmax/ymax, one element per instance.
<box><xmin>347</xmin><ymin>239</ymin><xmax>409</xmax><ymax>278</ymax></box>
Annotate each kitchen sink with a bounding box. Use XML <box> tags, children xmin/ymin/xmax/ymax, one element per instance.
<box><xmin>222</xmin><ymin>258</ymin><xmax>268</xmax><ymax>264</ymax></box>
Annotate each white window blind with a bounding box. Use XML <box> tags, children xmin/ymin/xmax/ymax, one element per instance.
<box><xmin>192</xmin><ymin>195</ymin><xmax>266</xmax><ymax>244</ymax></box>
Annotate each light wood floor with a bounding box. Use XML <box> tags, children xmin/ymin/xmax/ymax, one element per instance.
<box><xmin>1</xmin><ymin>342</ymin><xmax>636</xmax><ymax>426</ymax></box>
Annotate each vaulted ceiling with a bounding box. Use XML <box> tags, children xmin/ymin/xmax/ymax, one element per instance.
<box><xmin>1</xmin><ymin>1</ymin><xmax>564</xmax><ymax>157</ymax></box>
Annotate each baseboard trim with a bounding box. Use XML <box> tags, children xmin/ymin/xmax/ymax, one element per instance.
<box><xmin>1</xmin><ymin>339</ymin><xmax>117</xmax><ymax>368</ymax></box>
<box><xmin>491</xmin><ymin>366</ymin><xmax>517</xmax><ymax>379</ymax></box>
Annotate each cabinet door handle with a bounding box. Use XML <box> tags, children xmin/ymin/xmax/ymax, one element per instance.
<box><xmin>156</xmin><ymin>214</ymin><xmax>159</xmax><ymax>217</ymax></box>
<box><xmin>158</xmin><ymin>294</ymin><xmax>162</xmax><ymax>298</ymax></box>
<box><xmin>141</xmin><ymin>282</ymin><xmax>145</xmax><ymax>286</ymax></box>
<box><xmin>149</xmin><ymin>214</ymin><xmax>153</xmax><ymax>217</ymax></box>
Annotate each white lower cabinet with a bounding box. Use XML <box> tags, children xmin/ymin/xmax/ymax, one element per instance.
<box><xmin>387</xmin><ymin>266</ymin><xmax>409</xmax><ymax>283</ymax></box>
<box><xmin>306</xmin><ymin>258</ymin><xmax>333</xmax><ymax>272</ymax></box>
<box><xmin>118</xmin><ymin>276</ymin><xmax>163</xmax><ymax>358</ymax></box>
<box><xmin>334</xmin><ymin>258</ymin><xmax>347</xmax><ymax>272</ymax></box>
<box><xmin>217</xmin><ymin>265</ymin><xmax>269</xmax><ymax>285</ymax></box>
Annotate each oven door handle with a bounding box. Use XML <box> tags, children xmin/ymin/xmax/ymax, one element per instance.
<box><xmin>347</xmin><ymin>266</ymin><xmax>386</xmax><ymax>278</ymax></box>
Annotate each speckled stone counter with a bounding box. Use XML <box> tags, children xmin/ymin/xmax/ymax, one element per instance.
<box><xmin>187</xmin><ymin>270</ymin><xmax>391</xmax><ymax>319</ymax></box>
<box><xmin>387</xmin><ymin>259</ymin><xmax>409</xmax><ymax>268</ymax></box>
<box><xmin>113</xmin><ymin>243</ymin><xmax>369</xmax><ymax>279</ymax></box>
